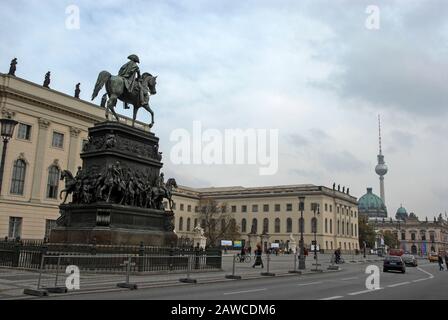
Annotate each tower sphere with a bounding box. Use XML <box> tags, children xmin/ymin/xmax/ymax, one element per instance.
<box><xmin>375</xmin><ymin>163</ymin><xmax>388</xmax><ymax>176</ymax></box>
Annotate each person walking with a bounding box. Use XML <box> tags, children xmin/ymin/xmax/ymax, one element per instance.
<box><xmin>240</xmin><ymin>246</ymin><xmax>246</xmax><ymax>262</ymax></box>
<box><xmin>252</xmin><ymin>244</ymin><xmax>264</xmax><ymax>268</ymax></box>
<box><xmin>438</xmin><ymin>253</ymin><xmax>444</xmax><ymax>271</ymax></box>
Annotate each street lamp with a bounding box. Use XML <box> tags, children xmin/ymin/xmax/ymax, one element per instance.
<box><xmin>312</xmin><ymin>203</ymin><xmax>320</xmax><ymax>271</ymax></box>
<box><xmin>0</xmin><ymin>117</ymin><xmax>18</xmax><ymax>195</ymax></box>
<box><xmin>298</xmin><ymin>196</ymin><xmax>306</xmax><ymax>270</ymax></box>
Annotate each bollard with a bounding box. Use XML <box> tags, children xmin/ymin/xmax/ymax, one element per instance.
<box><xmin>261</xmin><ymin>253</ymin><xmax>275</xmax><ymax>276</ymax></box>
<box><xmin>179</xmin><ymin>255</ymin><xmax>197</xmax><ymax>284</ymax></box>
<box><xmin>46</xmin><ymin>255</ymin><xmax>68</xmax><ymax>294</ymax></box>
<box><xmin>225</xmin><ymin>254</ymin><xmax>242</xmax><ymax>280</ymax></box>
<box><xmin>117</xmin><ymin>257</ymin><xmax>138</xmax><ymax>290</ymax></box>
<box><xmin>288</xmin><ymin>251</ymin><xmax>301</xmax><ymax>274</ymax></box>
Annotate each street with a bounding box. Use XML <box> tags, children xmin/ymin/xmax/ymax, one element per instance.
<box><xmin>41</xmin><ymin>259</ymin><xmax>447</xmax><ymax>300</ymax></box>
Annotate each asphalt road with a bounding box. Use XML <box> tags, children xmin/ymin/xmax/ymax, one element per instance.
<box><xmin>45</xmin><ymin>260</ymin><xmax>448</xmax><ymax>300</ymax></box>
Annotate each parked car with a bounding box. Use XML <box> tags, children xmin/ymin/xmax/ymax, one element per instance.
<box><xmin>401</xmin><ymin>254</ymin><xmax>418</xmax><ymax>267</ymax></box>
<box><xmin>428</xmin><ymin>253</ymin><xmax>439</xmax><ymax>263</ymax></box>
<box><xmin>383</xmin><ymin>255</ymin><xmax>406</xmax><ymax>273</ymax></box>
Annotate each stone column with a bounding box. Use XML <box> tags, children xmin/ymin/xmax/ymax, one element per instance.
<box><xmin>30</xmin><ymin>118</ymin><xmax>50</xmax><ymax>203</ymax></box>
<box><xmin>67</xmin><ymin>127</ymin><xmax>81</xmax><ymax>173</ymax></box>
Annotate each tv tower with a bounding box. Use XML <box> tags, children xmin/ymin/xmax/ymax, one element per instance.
<box><xmin>375</xmin><ymin>115</ymin><xmax>388</xmax><ymax>205</ymax></box>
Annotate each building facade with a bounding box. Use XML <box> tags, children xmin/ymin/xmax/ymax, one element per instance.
<box><xmin>171</xmin><ymin>185</ymin><xmax>359</xmax><ymax>253</ymax></box>
<box><xmin>0</xmin><ymin>73</ymin><xmax>149</xmax><ymax>240</ymax></box>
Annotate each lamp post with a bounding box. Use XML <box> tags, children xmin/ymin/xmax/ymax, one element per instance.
<box><xmin>298</xmin><ymin>196</ymin><xmax>306</xmax><ymax>270</ymax></box>
<box><xmin>312</xmin><ymin>203</ymin><xmax>320</xmax><ymax>271</ymax></box>
<box><xmin>0</xmin><ymin>117</ymin><xmax>18</xmax><ymax>195</ymax></box>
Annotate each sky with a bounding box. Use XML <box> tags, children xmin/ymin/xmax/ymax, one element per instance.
<box><xmin>1</xmin><ymin>0</ymin><xmax>447</xmax><ymax>219</ymax></box>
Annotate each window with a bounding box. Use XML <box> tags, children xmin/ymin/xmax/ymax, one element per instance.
<box><xmin>263</xmin><ymin>204</ymin><xmax>269</xmax><ymax>212</ymax></box>
<box><xmin>186</xmin><ymin>218</ymin><xmax>191</xmax><ymax>231</ymax></box>
<box><xmin>8</xmin><ymin>217</ymin><xmax>22</xmax><ymax>239</ymax></box>
<box><xmin>325</xmin><ymin>218</ymin><xmax>328</xmax><ymax>233</ymax></box>
<box><xmin>194</xmin><ymin>206</ymin><xmax>199</xmax><ymax>213</ymax></box>
<box><xmin>401</xmin><ymin>232</ymin><xmax>406</xmax><ymax>240</ymax></box>
<box><xmin>194</xmin><ymin>218</ymin><xmax>198</xmax><ymax>228</ymax></box>
<box><xmin>286</xmin><ymin>218</ymin><xmax>292</xmax><ymax>233</ymax></box>
<box><xmin>187</xmin><ymin>205</ymin><xmax>191</xmax><ymax>212</ymax></box>
<box><xmin>355</xmin><ymin>224</ymin><xmax>357</xmax><ymax>237</ymax></box>
<box><xmin>275</xmin><ymin>218</ymin><xmax>280</xmax><ymax>233</ymax></box>
<box><xmin>46</xmin><ymin>166</ymin><xmax>60</xmax><ymax>199</ymax></box>
<box><xmin>178</xmin><ymin>217</ymin><xmax>183</xmax><ymax>231</ymax></box>
<box><xmin>347</xmin><ymin>222</ymin><xmax>350</xmax><ymax>235</ymax></box>
<box><xmin>325</xmin><ymin>204</ymin><xmax>328</xmax><ymax>212</ymax></box>
<box><xmin>45</xmin><ymin>219</ymin><xmax>57</xmax><ymax>240</ymax></box>
<box><xmin>242</xmin><ymin>205</ymin><xmax>247</xmax><ymax>213</ymax></box>
<box><xmin>411</xmin><ymin>233</ymin><xmax>416</xmax><ymax>241</ymax></box>
<box><xmin>299</xmin><ymin>218</ymin><xmax>304</xmax><ymax>233</ymax></box>
<box><xmin>311</xmin><ymin>217</ymin><xmax>317</xmax><ymax>233</ymax></box>
<box><xmin>286</xmin><ymin>203</ymin><xmax>292</xmax><ymax>211</ymax></box>
<box><xmin>421</xmin><ymin>231</ymin><xmax>426</xmax><ymax>241</ymax></box>
<box><xmin>231</xmin><ymin>205</ymin><xmax>236</xmax><ymax>213</ymax></box>
<box><xmin>10</xmin><ymin>159</ymin><xmax>26</xmax><ymax>195</ymax></box>
<box><xmin>342</xmin><ymin>221</ymin><xmax>345</xmax><ymax>235</ymax></box>
<box><xmin>201</xmin><ymin>219</ymin><xmax>206</xmax><ymax>229</ymax></box>
<box><xmin>430</xmin><ymin>233</ymin><xmax>435</xmax><ymax>242</ymax></box>
<box><xmin>351</xmin><ymin>223</ymin><xmax>353</xmax><ymax>236</ymax></box>
<box><xmin>241</xmin><ymin>218</ymin><xmax>247</xmax><ymax>233</ymax></box>
<box><xmin>337</xmin><ymin>206</ymin><xmax>340</xmax><ymax>214</ymax></box>
<box><xmin>330</xmin><ymin>205</ymin><xmax>332</xmax><ymax>212</ymax></box>
<box><xmin>251</xmin><ymin>218</ymin><xmax>258</xmax><ymax>233</ymax></box>
<box><xmin>52</xmin><ymin>132</ymin><xmax>64</xmax><ymax>148</ymax></box>
<box><xmin>17</xmin><ymin>123</ymin><xmax>31</xmax><ymax>140</ymax></box>
<box><xmin>180</xmin><ymin>204</ymin><xmax>184</xmax><ymax>211</ymax></box>
<box><xmin>252</xmin><ymin>205</ymin><xmax>258</xmax><ymax>212</ymax></box>
<box><xmin>337</xmin><ymin>220</ymin><xmax>340</xmax><ymax>234</ymax></box>
<box><xmin>275</xmin><ymin>204</ymin><xmax>280</xmax><ymax>212</ymax></box>
<box><xmin>311</xmin><ymin>203</ymin><xmax>319</xmax><ymax>212</ymax></box>
<box><xmin>263</xmin><ymin>218</ymin><xmax>269</xmax><ymax>233</ymax></box>
<box><xmin>330</xmin><ymin>219</ymin><xmax>333</xmax><ymax>234</ymax></box>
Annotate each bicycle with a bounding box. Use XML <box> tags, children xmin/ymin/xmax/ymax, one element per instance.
<box><xmin>235</xmin><ymin>254</ymin><xmax>251</xmax><ymax>263</ymax></box>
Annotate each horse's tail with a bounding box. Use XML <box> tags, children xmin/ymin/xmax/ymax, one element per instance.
<box><xmin>91</xmin><ymin>71</ymin><xmax>111</xmax><ymax>101</ymax></box>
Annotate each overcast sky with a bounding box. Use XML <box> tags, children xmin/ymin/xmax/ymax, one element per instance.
<box><xmin>1</xmin><ymin>0</ymin><xmax>447</xmax><ymax>219</ymax></box>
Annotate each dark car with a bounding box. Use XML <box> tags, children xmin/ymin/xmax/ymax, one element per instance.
<box><xmin>401</xmin><ymin>254</ymin><xmax>418</xmax><ymax>267</ymax></box>
<box><xmin>383</xmin><ymin>255</ymin><xmax>406</xmax><ymax>273</ymax></box>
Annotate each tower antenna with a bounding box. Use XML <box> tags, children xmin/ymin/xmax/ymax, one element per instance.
<box><xmin>378</xmin><ymin>114</ymin><xmax>382</xmax><ymax>155</ymax></box>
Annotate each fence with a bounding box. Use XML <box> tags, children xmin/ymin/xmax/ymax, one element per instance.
<box><xmin>0</xmin><ymin>240</ymin><xmax>221</xmax><ymax>273</ymax></box>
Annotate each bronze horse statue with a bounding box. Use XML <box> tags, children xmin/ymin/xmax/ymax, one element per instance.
<box><xmin>91</xmin><ymin>71</ymin><xmax>157</xmax><ymax>128</ymax></box>
<box><xmin>151</xmin><ymin>178</ymin><xmax>178</xmax><ymax>210</ymax></box>
<box><xmin>59</xmin><ymin>170</ymin><xmax>76</xmax><ymax>204</ymax></box>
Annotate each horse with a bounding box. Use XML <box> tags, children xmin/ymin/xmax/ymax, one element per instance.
<box><xmin>59</xmin><ymin>170</ymin><xmax>76</xmax><ymax>204</ymax></box>
<box><xmin>91</xmin><ymin>71</ymin><xmax>157</xmax><ymax>128</ymax></box>
<box><xmin>151</xmin><ymin>178</ymin><xmax>178</xmax><ymax>210</ymax></box>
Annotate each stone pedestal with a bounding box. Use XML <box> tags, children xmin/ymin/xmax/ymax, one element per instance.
<box><xmin>247</xmin><ymin>233</ymin><xmax>259</xmax><ymax>249</ymax></box>
<box><xmin>50</xmin><ymin>121</ymin><xmax>177</xmax><ymax>245</ymax></box>
<box><xmin>193</xmin><ymin>236</ymin><xmax>207</xmax><ymax>250</ymax></box>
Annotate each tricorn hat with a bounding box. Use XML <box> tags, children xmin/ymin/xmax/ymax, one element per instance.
<box><xmin>128</xmin><ymin>54</ymin><xmax>140</xmax><ymax>63</ymax></box>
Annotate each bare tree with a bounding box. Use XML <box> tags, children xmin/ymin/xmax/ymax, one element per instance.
<box><xmin>196</xmin><ymin>198</ymin><xmax>240</xmax><ymax>247</ymax></box>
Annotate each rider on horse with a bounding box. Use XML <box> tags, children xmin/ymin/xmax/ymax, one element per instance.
<box><xmin>118</xmin><ymin>54</ymin><xmax>144</xmax><ymax>109</ymax></box>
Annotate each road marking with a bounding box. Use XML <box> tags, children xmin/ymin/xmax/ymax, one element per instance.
<box><xmin>387</xmin><ymin>281</ymin><xmax>410</xmax><ymax>288</ymax></box>
<box><xmin>320</xmin><ymin>296</ymin><xmax>343</xmax><ymax>300</ymax></box>
<box><xmin>416</xmin><ymin>267</ymin><xmax>434</xmax><ymax>279</ymax></box>
<box><xmin>412</xmin><ymin>278</ymin><xmax>427</xmax><ymax>283</ymax></box>
<box><xmin>341</xmin><ymin>277</ymin><xmax>358</xmax><ymax>281</ymax></box>
<box><xmin>297</xmin><ymin>281</ymin><xmax>323</xmax><ymax>286</ymax></box>
<box><xmin>347</xmin><ymin>288</ymin><xmax>383</xmax><ymax>296</ymax></box>
<box><xmin>223</xmin><ymin>288</ymin><xmax>267</xmax><ymax>295</ymax></box>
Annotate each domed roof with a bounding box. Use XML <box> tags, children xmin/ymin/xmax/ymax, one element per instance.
<box><xmin>395</xmin><ymin>205</ymin><xmax>408</xmax><ymax>220</ymax></box>
<box><xmin>358</xmin><ymin>187</ymin><xmax>387</xmax><ymax>218</ymax></box>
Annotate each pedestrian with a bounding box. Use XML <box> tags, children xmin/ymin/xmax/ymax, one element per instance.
<box><xmin>438</xmin><ymin>253</ymin><xmax>444</xmax><ymax>271</ymax></box>
<box><xmin>445</xmin><ymin>252</ymin><xmax>448</xmax><ymax>271</ymax></box>
<box><xmin>252</xmin><ymin>244</ymin><xmax>264</xmax><ymax>268</ymax></box>
<box><xmin>240</xmin><ymin>246</ymin><xmax>246</xmax><ymax>262</ymax></box>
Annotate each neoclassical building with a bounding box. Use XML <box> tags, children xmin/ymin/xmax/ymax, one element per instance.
<box><xmin>171</xmin><ymin>185</ymin><xmax>359</xmax><ymax>253</ymax></box>
<box><xmin>0</xmin><ymin>72</ymin><xmax>149</xmax><ymax>240</ymax></box>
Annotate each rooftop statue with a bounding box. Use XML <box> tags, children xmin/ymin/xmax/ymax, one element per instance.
<box><xmin>8</xmin><ymin>58</ymin><xmax>17</xmax><ymax>76</ymax></box>
<box><xmin>91</xmin><ymin>54</ymin><xmax>158</xmax><ymax>128</ymax></box>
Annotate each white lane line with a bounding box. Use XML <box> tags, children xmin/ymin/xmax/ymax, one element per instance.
<box><xmin>320</xmin><ymin>296</ymin><xmax>344</xmax><ymax>300</ymax></box>
<box><xmin>417</xmin><ymin>267</ymin><xmax>434</xmax><ymax>279</ymax></box>
<box><xmin>224</xmin><ymin>288</ymin><xmax>267</xmax><ymax>295</ymax></box>
<box><xmin>297</xmin><ymin>281</ymin><xmax>323</xmax><ymax>286</ymax></box>
<box><xmin>387</xmin><ymin>281</ymin><xmax>410</xmax><ymax>288</ymax></box>
<box><xmin>341</xmin><ymin>277</ymin><xmax>358</xmax><ymax>281</ymax></box>
<box><xmin>412</xmin><ymin>278</ymin><xmax>427</xmax><ymax>283</ymax></box>
<box><xmin>348</xmin><ymin>288</ymin><xmax>383</xmax><ymax>296</ymax></box>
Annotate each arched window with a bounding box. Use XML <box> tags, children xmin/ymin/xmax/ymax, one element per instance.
<box><xmin>311</xmin><ymin>217</ymin><xmax>317</xmax><ymax>233</ymax></box>
<box><xmin>47</xmin><ymin>166</ymin><xmax>60</xmax><ymax>199</ymax></box>
<box><xmin>355</xmin><ymin>224</ymin><xmax>357</xmax><ymax>237</ymax></box>
<box><xmin>275</xmin><ymin>218</ymin><xmax>280</xmax><ymax>233</ymax></box>
<box><xmin>325</xmin><ymin>218</ymin><xmax>328</xmax><ymax>233</ymax></box>
<box><xmin>251</xmin><ymin>218</ymin><xmax>258</xmax><ymax>234</ymax></box>
<box><xmin>194</xmin><ymin>218</ymin><xmax>198</xmax><ymax>228</ymax></box>
<box><xmin>286</xmin><ymin>218</ymin><xmax>292</xmax><ymax>233</ymax></box>
<box><xmin>351</xmin><ymin>223</ymin><xmax>353</xmax><ymax>236</ymax></box>
<box><xmin>186</xmin><ymin>218</ymin><xmax>191</xmax><ymax>231</ymax></box>
<box><xmin>179</xmin><ymin>217</ymin><xmax>183</xmax><ymax>231</ymax></box>
<box><xmin>10</xmin><ymin>159</ymin><xmax>26</xmax><ymax>195</ymax></box>
<box><xmin>330</xmin><ymin>219</ymin><xmax>333</xmax><ymax>234</ymax></box>
<box><xmin>230</xmin><ymin>219</ymin><xmax>236</xmax><ymax>231</ymax></box>
<box><xmin>241</xmin><ymin>218</ymin><xmax>247</xmax><ymax>233</ymax></box>
<box><xmin>263</xmin><ymin>218</ymin><xmax>269</xmax><ymax>234</ymax></box>
<box><xmin>347</xmin><ymin>222</ymin><xmax>350</xmax><ymax>236</ymax></box>
<box><xmin>299</xmin><ymin>218</ymin><xmax>304</xmax><ymax>233</ymax></box>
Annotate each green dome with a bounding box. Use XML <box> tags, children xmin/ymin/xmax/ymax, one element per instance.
<box><xmin>395</xmin><ymin>205</ymin><xmax>408</xmax><ymax>220</ymax></box>
<box><xmin>358</xmin><ymin>187</ymin><xmax>387</xmax><ymax>218</ymax></box>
